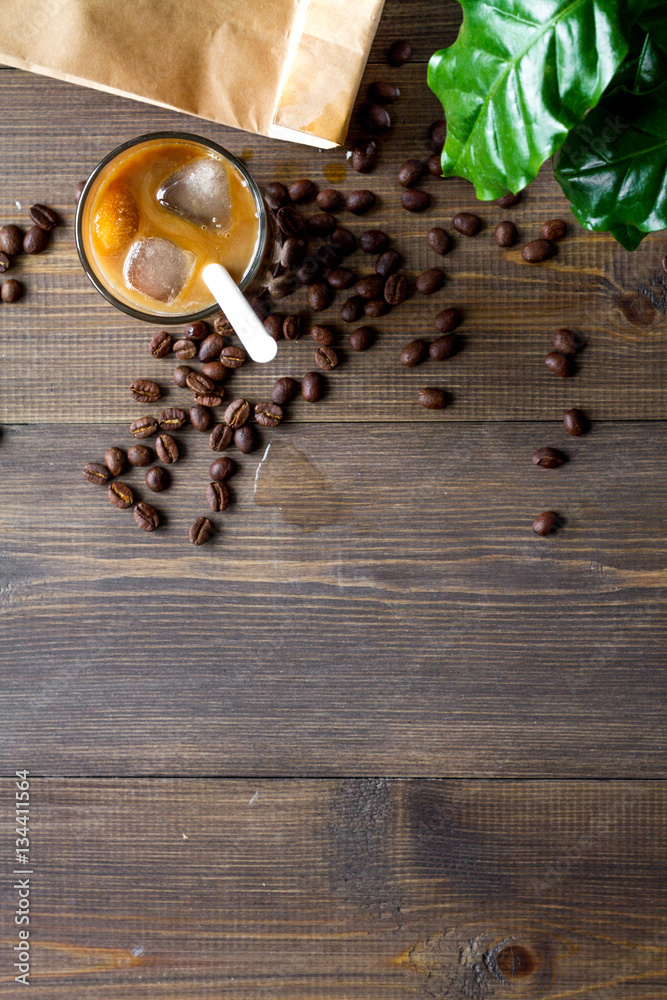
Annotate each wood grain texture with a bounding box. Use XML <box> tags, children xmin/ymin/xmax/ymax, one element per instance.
<box><xmin>1</xmin><ymin>421</ymin><xmax>664</xmax><ymax>777</ymax></box>
<box><xmin>0</xmin><ymin>778</ymin><xmax>664</xmax><ymax>998</ymax></box>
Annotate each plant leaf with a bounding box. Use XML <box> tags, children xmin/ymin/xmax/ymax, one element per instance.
<box><xmin>428</xmin><ymin>0</ymin><xmax>636</xmax><ymax>200</ymax></box>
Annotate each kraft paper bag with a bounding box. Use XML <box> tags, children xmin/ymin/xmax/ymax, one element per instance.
<box><xmin>0</xmin><ymin>0</ymin><xmax>385</xmax><ymax>148</ymax></box>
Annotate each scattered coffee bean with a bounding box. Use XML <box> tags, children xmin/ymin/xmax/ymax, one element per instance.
<box><xmin>173</xmin><ymin>338</ymin><xmax>196</xmax><ymax>360</ymax></box>
<box><xmin>346</xmin><ymin>190</ymin><xmax>376</xmax><ymax>215</ymax></box>
<box><xmin>156</xmin><ymin>434</ymin><xmax>179</xmax><ymax>464</ymax></box>
<box><xmin>108</xmin><ymin>482</ymin><xmax>133</xmax><ymax>509</ymax></box>
<box><xmin>186</xmin><ymin>320</ymin><xmax>210</xmax><ymax>343</ymax></box>
<box><xmin>104</xmin><ymin>446</ymin><xmax>127</xmax><ymax>476</ymax></box>
<box><xmin>316</xmin><ymin>189</ymin><xmax>344</xmax><ymax>212</ymax></box>
<box><xmin>210</xmin><ymin>456</ymin><xmax>236</xmax><ymax>481</ymax></box>
<box><xmin>315</xmin><ymin>345</ymin><xmax>339</xmax><ymax>370</ymax></box>
<box><xmin>173</xmin><ymin>364</ymin><xmax>194</xmax><ymax>387</ymax></box>
<box><xmin>220</xmin><ymin>346</ymin><xmax>247</xmax><ymax>369</ymax></box>
<box><xmin>189</xmin><ymin>404</ymin><xmax>213</xmax><ymax>432</ymax></box>
<box><xmin>426</xmin><ymin>227</ymin><xmax>452</xmax><ymax>255</ymax></box>
<box><xmin>375</xmin><ymin>249</ymin><xmax>402</xmax><ymax>276</ymax></box>
<box><xmin>553</xmin><ymin>328</ymin><xmax>584</xmax><ymax>354</ymax></box>
<box><xmin>494</xmin><ymin>220</ymin><xmax>518</xmax><ymax>247</ymax></box>
<box><xmin>209</xmin><ymin>423</ymin><xmax>233</xmax><ymax>452</ymax></box>
<box><xmin>319</xmin><ymin>247</ymin><xmax>342</xmax><ymax>271</ymax></box>
<box><xmin>159</xmin><ymin>407</ymin><xmax>187</xmax><ymax>431</ymax></box>
<box><xmin>1</xmin><ymin>278</ymin><xmax>24</xmax><ymax>302</ymax></box>
<box><xmin>186</xmin><ymin>371</ymin><xmax>215</xmax><ymax>395</ymax></box>
<box><xmin>349</xmin><ymin>326</ymin><xmax>374</xmax><ymax>351</ymax></box>
<box><xmin>355</xmin><ymin>274</ymin><xmax>385</xmax><ymax>299</ymax></box>
<box><xmin>130</xmin><ymin>378</ymin><xmax>161</xmax><ymax>403</ymax></box>
<box><xmin>364</xmin><ymin>103</ymin><xmax>391</xmax><ymax>132</ymax></box>
<box><xmin>224</xmin><ymin>398</ymin><xmax>251</xmax><ymax>428</ymax></box>
<box><xmin>401</xmin><ymin>189</ymin><xmax>430</xmax><ymax>212</ymax></box>
<box><xmin>295</xmin><ymin>260</ymin><xmax>322</xmax><ymax>286</ymax></box>
<box><xmin>134</xmin><ymin>501</ymin><xmax>160</xmax><ymax>530</ymax></box>
<box><xmin>268</xmin><ymin>273</ymin><xmax>296</xmax><ymax>299</ymax></box>
<box><xmin>430</xmin><ymin>334</ymin><xmax>459</xmax><ymax>360</ymax></box>
<box><xmin>29</xmin><ymin>204</ymin><xmax>59</xmax><ymax>230</ymax></box>
<box><xmin>282</xmin><ymin>315</ymin><xmax>301</xmax><ymax>340</ymax></box>
<box><xmin>0</xmin><ymin>252</ymin><xmax>10</xmax><ymax>273</ymax></box>
<box><xmin>271</xmin><ymin>376</ymin><xmax>300</xmax><ymax>405</ymax></box>
<box><xmin>384</xmin><ymin>272</ymin><xmax>408</xmax><ymax>305</ymax></box>
<box><xmin>497</xmin><ymin>190</ymin><xmax>522</xmax><ymax>208</ymax></box>
<box><xmin>369</xmin><ymin>80</ymin><xmax>400</xmax><ymax>103</ymax></box>
<box><xmin>201</xmin><ymin>361</ymin><xmax>229</xmax><ymax>383</ymax></box>
<box><xmin>428</xmin><ymin>119</ymin><xmax>447</xmax><ymax>152</ymax></box>
<box><xmin>365</xmin><ymin>297</ymin><xmax>389</xmax><ymax>317</ymax></box>
<box><xmin>276</xmin><ymin>205</ymin><xmax>305</xmax><ymax>237</ymax></box>
<box><xmin>418</xmin><ymin>387</ymin><xmax>448</xmax><ymax>409</ymax></box>
<box><xmin>341</xmin><ymin>295</ymin><xmax>365</xmax><ymax>322</ymax></box>
<box><xmin>388</xmin><ymin>39</ymin><xmax>412</xmax><ymax>66</ymax></box>
<box><xmin>398</xmin><ymin>159</ymin><xmax>423</xmax><ymax>188</ymax></box>
<box><xmin>434</xmin><ymin>307</ymin><xmax>462</xmax><ymax>333</ymax></box>
<box><xmin>307</xmin><ymin>212</ymin><xmax>337</xmax><ymax>236</ymax></box>
<box><xmin>351</xmin><ymin>140</ymin><xmax>378</xmax><ymax>173</ymax></box>
<box><xmin>326</xmin><ymin>267</ymin><xmax>356</xmax><ymax>290</ymax></box>
<box><xmin>532</xmin><ymin>510</ymin><xmax>561</xmax><ymax>535</ymax></box>
<box><xmin>280</xmin><ymin>237</ymin><xmax>307</xmax><ymax>268</ymax></box>
<box><xmin>522</xmin><ymin>238</ymin><xmax>554</xmax><ymax>263</ymax></box>
<box><xmin>83</xmin><ymin>461</ymin><xmax>110</xmax><ymax>485</ymax></box>
<box><xmin>130</xmin><ymin>416</ymin><xmax>158</xmax><ymax>439</ymax></box>
<box><xmin>532</xmin><ymin>447</ymin><xmax>566</xmax><ymax>469</ymax></box>
<box><xmin>207</xmin><ymin>481</ymin><xmax>231</xmax><ymax>514</ymax></box>
<box><xmin>195</xmin><ymin>393</ymin><xmax>223</xmax><ymax>408</ymax></box>
<box><xmin>331</xmin><ymin>227</ymin><xmax>357</xmax><ymax>255</ymax></box>
<box><xmin>213</xmin><ymin>313</ymin><xmax>234</xmax><ymax>336</ymax></box>
<box><xmin>401</xmin><ymin>340</ymin><xmax>428</xmax><ymax>367</ymax></box>
<box><xmin>416</xmin><ymin>268</ymin><xmax>445</xmax><ymax>295</ymax></box>
<box><xmin>198</xmin><ymin>333</ymin><xmax>225</xmax><ymax>362</ymax></box>
<box><xmin>426</xmin><ymin>154</ymin><xmax>442</xmax><ymax>177</ymax></box>
<box><xmin>545</xmin><ymin>351</ymin><xmax>574</xmax><ymax>377</ymax></box>
<box><xmin>127</xmin><ymin>444</ymin><xmax>152</xmax><ymax>466</ymax></box>
<box><xmin>453</xmin><ymin>212</ymin><xmax>481</xmax><ymax>236</ymax></box>
<box><xmin>190</xmin><ymin>517</ymin><xmax>213</xmax><ymax>545</ymax></box>
<box><xmin>264</xmin><ymin>314</ymin><xmax>284</xmax><ymax>341</ymax></box>
<box><xmin>264</xmin><ymin>181</ymin><xmax>289</xmax><ymax>210</ymax></box>
<box><xmin>255</xmin><ymin>401</ymin><xmax>283</xmax><ymax>427</ymax></box>
<box><xmin>289</xmin><ymin>178</ymin><xmax>317</xmax><ymax>204</ymax></box>
<box><xmin>542</xmin><ymin>218</ymin><xmax>567</xmax><ymax>241</ymax></box>
<box><xmin>0</xmin><ymin>224</ymin><xmax>23</xmax><ymax>255</ymax></box>
<box><xmin>23</xmin><ymin>225</ymin><xmax>49</xmax><ymax>254</ymax></box>
<box><xmin>302</xmin><ymin>370</ymin><xmax>325</xmax><ymax>402</ymax></box>
<box><xmin>150</xmin><ymin>330</ymin><xmax>173</xmax><ymax>358</ymax></box>
<box><xmin>308</xmin><ymin>281</ymin><xmax>333</xmax><ymax>310</ymax></box>
<box><xmin>145</xmin><ymin>466</ymin><xmax>169</xmax><ymax>492</ymax></box>
<box><xmin>311</xmin><ymin>324</ymin><xmax>336</xmax><ymax>346</ymax></box>
<box><xmin>360</xmin><ymin>230</ymin><xmax>389</xmax><ymax>254</ymax></box>
<box><xmin>234</xmin><ymin>425</ymin><xmax>257</xmax><ymax>453</ymax></box>
<box><xmin>563</xmin><ymin>408</ymin><xmax>588</xmax><ymax>436</ymax></box>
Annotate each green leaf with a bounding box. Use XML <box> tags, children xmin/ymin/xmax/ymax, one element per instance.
<box><xmin>428</xmin><ymin>0</ymin><xmax>635</xmax><ymax>200</ymax></box>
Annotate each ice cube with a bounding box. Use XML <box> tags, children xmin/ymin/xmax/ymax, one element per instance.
<box><xmin>93</xmin><ymin>184</ymin><xmax>139</xmax><ymax>255</ymax></box>
<box><xmin>123</xmin><ymin>238</ymin><xmax>195</xmax><ymax>303</ymax></box>
<box><xmin>157</xmin><ymin>157</ymin><xmax>232</xmax><ymax>231</ymax></box>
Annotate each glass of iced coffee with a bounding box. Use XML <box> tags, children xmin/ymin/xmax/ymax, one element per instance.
<box><xmin>76</xmin><ymin>131</ymin><xmax>272</xmax><ymax>324</ymax></box>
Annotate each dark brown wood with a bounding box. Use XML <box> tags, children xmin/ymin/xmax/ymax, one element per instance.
<box><xmin>0</xmin><ymin>778</ymin><xmax>664</xmax><ymax>997</ymax></box>
<box><xmin>1</xmin><ymin>421</ymin><xmax>664</xmax><ymax>777</ymax></box>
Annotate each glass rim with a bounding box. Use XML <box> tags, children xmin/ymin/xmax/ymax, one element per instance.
<box><xmin>75</xmin><ymin>130</ymin><xmax>267</xmax><ymax>326</ymax></box>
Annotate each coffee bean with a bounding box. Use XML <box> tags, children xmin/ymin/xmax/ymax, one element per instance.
<box><xmin>276</xmin><ymin>205</ymin><xmax>305</xmax><ymax>237</ymax></box>
<box><xmin>234</xmin><ymin>425</ymin><xmax>258</xmax><ymax>453</ymax></box>
<box><xmin>355</xmin><ymin>274</ymin><xmax>385</xmax><ymax>300</ymax></box>
<box><xmin>308</xmin><ymin>281</ymin><xmax>333</xmax><ymax>311</ymax></box>
<box><xmin>185</xmin><ymin>320</ymin><xmax>210</xmax><ymax>343</ymax></box>
<box><xmin>430</xmin><ymin>334</ymin><xmax>459</xmax><ymax>360</ymax></box>
<box><xmin>416</xmin><ymin>268</ymin><xmax>445</xmax><ymax>295</ymax></box>
<box><xmin>346</xmin><ymin>190</ymin><xmax>375</xmax><ymax>215</ymax></box>
<box><xmin>283</xmin><ymin>315</ymin><xmax>301</xmax><ymax>340</ymax></box>
<box><xmin>108</xmin><ymin>482</ymin><xmax>133</xmax><ymax>509</ymax></box>
<box><xmin>156</xmin><ymin>433</ymin><xmax>179</xmax><ymax>464</ymax></box>
<box><xmin>427</xmin><ymin>154</ymin><xmax>442</xmax><ymax>177</ymax></box>
<box><xmin>401</xmin><ymin>189</ymin><xmax>430</xmax><ymax>212</ymax></box>
<box><xmin>224</xmin><ymin>398</ymin><xmax>251</xmax><ymax>428</ymax></box>
<box><xmin>194</xmin><ymin>393</ymin><xmax>223</xmax><ymax>408</ymax></box>
<box><xmin>532</xmin><ymin>510</ymin><xmax>561</xmax><ymax>535</ymax></box>
<box><xmin>207</xmin><ymin>481</ymin><xmax>230</xmax><ymax>511</ymax></box>
<box><xmin>134</xmin><ymin>501</ymin><xmax>160</xmax><ymax>530</ymax></box>
<box><xmin>542</xmin><ymin>218</ymin><xmax>567</xmax><ymax>241</ymax></box>
<box><xmin>388</xmin><ymin>38</ymin><xmax>412</xmax><ymax>66</ymax></box>
<box><xmin>365</xmin><ymin>298</ymin><xmax>389</xmax><ymax>317</ymax></box>
<box><xmin>1</xmin><ymin>278</ymin><xmax>24</xmax><ymax>302</ymax></box>
<box><xmin>189</xmin><ymin>404</ymin><xmax>213</xmax><ymax>432</ymax></box>
<box><xmin>280</xmin><ymin>237</ymin><xmax>307</xmax><ymax>268</ymax></box>
<box><xmin>331</xmin><ymin>227</ymin><xmax>357</xmax><ymax>255</ymax></box>
<box><xmin>150</xmin><ymin>331</ymin><xmax>173</xmax><ymax>358</ymax></box>
<box><xmin>210</xmin><ymin>456</ymin><xmax>236</xmax><ymax>481</ymax></box>
<box><xmin>553</xmin><ymin>328</ymin><xmax>584</xmax><ymax>354</ymax></box>
<box><xmin>130</xmin><ymin>378</ymin><xmax>161</xmax><ymax>403</ymax></box>
<box><xmin>209</xmin><ymin>423</ymin><xmax>233</xmax><ymax>452</ymax></box>
<box><xmin>83</xmin><ymin>461</ymin><xmax>110</xmax><ymax>484</ymax></box>
<box><xmin>173</xmin><ymin>338</ymin><xmax>196</xmax><ymax>360</ymax></box>
<box><xmin>434</xmin><ymin>307</ymin><xmax>462</xmax><ymax>333</ymax></box>
<box><xmin>497</xmin><ymin>190</ymin><xmax>522</xmax><ymax>208</ymax></box>
<box><xmin>265</xmin><ymin>181</ymin><xmax>289</xmax><ymax>210</ymax></box>
<box><xmin>426</xmin><ymin>228</ymin><xmax>452</xmax><ymax>255</ymax></box>
<box><xmin>522</xmin><ymin>238</ymin><xmax>554</xmax><ymax>263</ymax></box>
<box><xmin>271</xmin><ymin>377</ymin><xmax>300</xmax><ymax>405</ymax></box>
<box><xmin>159</xmin><ymin>407</ymin><xmax>187</xmax><ymax>431</ymax></box>
<box><xmin>29</xmin><ymin>203</ymin><xmax>59</xmax><ymax>230</ymax></box>
<box><xmin>0</xmin><ymin>224</ymin><xmax>23</xmax><ymax>255</ymax></box>
<box><xmin>186</xmin><ymin>371</ymin><xmax>215</xmax><ymax>395</ymax></box>
<box><xmin>198</xmin><ymin>332</ymin><xmax>226</xmax><ymax>362</ymax></box>
<box><xmin>398</xmin><ymin>159</ymin><xmax>423</xmax><ymax>188</ymax></box>
<box><xmin>351</xmin><ymin>140</ymin><xmax>378</xmax><ymax>173</ymax></box>
<box><xmin>401</xmin><ymin>339</ymin><xmax>428</xmax><ymax>367</ymax></box>
<box><xmin>127</xmin><ymin>444</ymin><xmax>152</xmax><ymax>466</ymax></box>
<box><xmin>0</xmin><ymin>252</ymin><xmax>10</xmax><ymax>273</ymax></box>
<box><xmin>75</xmin><ymin>180</ymin><xmax>86</xmax><ymax>204</ymax></box>
<box><xmin>188</xmin><ymin>517</ymin><xmax>213</xmax><ymax>546</ymax></box>
<box><xmin>145</xmin><ymin>466</ymin><xmax>169</xmax><ymax>492</ymax></box>
<box><xmin>104</xmin><ymin>446</ymin><xmax>127</xmax><ymax>476</ymax></box>
<box><xmin>311</xmin><ymin>325</ymin><xmax>336</xmax><ymax>346</ymax></box>
<box><xmin>545</xmin><ymin>351</ymin><xmax>574</xmax><ymax>377</ymax></box>
<box><xmin>532</xmin><ymin>447</ymin><xmax>566</xmax><ymax>469</ymax></box>
<box><xmin>384</xmin><ymin>272</ymin><xmax>408</xmax><ymax>305</ymax></box>
<box><xmin>494</xmin><ymin>220</ymin><xmax>518</xmax><ymax>247</ymax></box>
<box><xmin>349</xmin><ymin>326</ymin><xmax>374</xmax><ymax>351</ymax></box>
<box><xmin>316</xmin><ymin>188</ymin><xmax>344</xmax><ymax>212</ymax></box>
<box><xmin>173</xmin><ymin>364</ymin><xmax>194</xmax><ymax>387</ymax></box>
<box><xmin>563</xmin><ymin>408</ymin><xmax>588</xmax><ymax>436</ymax></box>
<box><xmin>302</xmin><ymin>371</ymin><xmax>325</xmax><ymax>402</ymax></box>
<box><xmin>418</xmin><ymin>387</ymin><xmax>448</xmax><ymax>409</ymax></box>
<box><xmin>307</xmin><ymin>212</ymin><xmax>337</xmax><ymax>236</ymax></box>
<box><xmin>453</xmin><ymin>212</ymin><xmax>481</xmax><ymax>236</ymax></box>
<box><xmin>255</xmin><ymin>401</ymin><xmax>283</xmax><ymax>427</ymax></box>
<box><xmin>319</xmin><ymin>247</ymin><xmax>344</xmax><ymax>271</ymax></box>
<box><xmin>360</xmin><ymin>230</ymin><xmax>389</xmax><ymax>254</ymax></box>
<box><xmin>326</xmin><ymin>267</ymin><xmax>356</xmax><ymax>290</ymax></box>
<box><xmin>264</xmin><ymin>314</ymin><xmax>284</xmax><ymax>341</ymax></box>
<box><xmin>375</xmin><ymin>249</ymin><xmax>402</xmax><ymax>276</ymax></box>
<box><xmin>315</xmin><ymin>345</ymin><xmax>338</xmax><ymax>370</ymax></box>
<box><xmin>289</xmin><ymin>178</ymin><xmax>317</xmax><ymax>204</ymax></box>
<box><xmin>268</xmin><ymin>273</ymin><xmax>296</xmax><ymax>299</ymax></box>
<box><xmin>130</xmin><ymin>416</ymin><xmax>158</xmax><ymax>439</ymax></box>
<box><xmin>364</xmin><ymin>103</ymin><xmax>391</xmax><ymax>132</ymax></box>
<box><xmin>295</xmin><ymin>260</ymin><xmax>322</xmax><ymax>286</ymax></box>
<box><xmin>428</xmin><ymin>119</ymin><xmax>447</xmax><ymax>152</ymax></box>
<box><xmin>201</xmin><ymin>361</ymin><xmax>229</xmax><ymax>383</ymax></box>
<box><xmin>369</xmin><ymin>80</ymin><xmax>400</xmax><ymax>103</ymax></box>
<box><xmin>220</xmin><ymin>346</ymin><xmax>247</xmax><ymax>369</ymax></box>
<box><xmin>23</xmin><ymin>225</ymin><xmax>49</xmax><ymax>254</ymax></box>
<box><xmin>213</xmin><ymin>313</ymin><xmax>234</xmax><ymax>336</ymax></box>
<box><xmin>341</xmin><ymin>295</ymin><xmax>365</xmax><ymax>322</ymax></box>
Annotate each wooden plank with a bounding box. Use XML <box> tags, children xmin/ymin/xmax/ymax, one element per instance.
<box><xmin>0</xmin><ymin>778</ymin><xmax>664</xmax><ymax>998</ymax></box>
<box><xmin>1</xmin><ymin>421</ymin><xmax>664</xmax><ymax>777</ymax></box>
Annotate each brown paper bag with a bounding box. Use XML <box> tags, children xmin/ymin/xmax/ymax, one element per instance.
<box><xmin>0</xmin><ymin>0</ymin><xmax>385</xmax><ymax>147</ymax></box>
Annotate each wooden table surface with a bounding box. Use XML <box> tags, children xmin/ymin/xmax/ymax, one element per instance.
<box><xmin>0</xmin><ymin>2</ymin><xmax>665</xmax><ymax>996</ymax></box>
